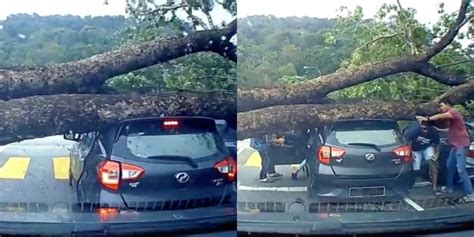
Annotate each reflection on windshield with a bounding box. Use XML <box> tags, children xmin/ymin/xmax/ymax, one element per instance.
<box><xmin>0</xmin><ymin>0</ymin><xmax>237</xmax><ymax>235</ymax></box>
<box><xmin>237</xmin><ymin>0</ymin><xmax>474</xmax><ymax>235</ymax></box>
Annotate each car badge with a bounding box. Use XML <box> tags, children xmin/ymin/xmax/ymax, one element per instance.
<box><xmin>365</xmin><ymin>153</ymin><xmax>376</xmax><ymax>161</ymax></box>
<box><xmin>175</xmin><ymin>172</ymin><xmax>190</xmax><ymax>184</ymax></box>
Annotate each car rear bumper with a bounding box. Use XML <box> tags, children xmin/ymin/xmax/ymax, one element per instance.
<box><xmin>0</xmin><ymin>205</ymin><xmax>236</xmax><ymax>235</ymax></box>
<box><xmin>309</xmin><ymin>171</ymin><xmax>415</xmax><ymax>200</ymax></box>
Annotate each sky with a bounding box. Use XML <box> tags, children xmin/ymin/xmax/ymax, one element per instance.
<box><xmin>0</xmin><ymin>0</ymin><xmax>126</xmax><ymax>20</ymax></box>
<box><xmin>0</xmin><ymin>0</ymin><xmax>233</xmax><ymax>25</ymax></box>
<box><xmin>0</xmin><ymin>0</ymin><xmax>463</xmax><ymax>26</ymax></box>
<box><xmin>238</xmin><ymin>0</ymin><xmax>463</xmax><ymax>26</ymax></box>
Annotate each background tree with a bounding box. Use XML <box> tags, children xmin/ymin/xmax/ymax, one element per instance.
<box><xmin>237</xmin><ymin>0</ymin><xmax>473</xmax><ymax>138</ymax></box>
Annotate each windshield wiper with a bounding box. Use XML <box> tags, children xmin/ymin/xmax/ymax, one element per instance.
<box><xmin>347</xmin><ymin>142</ymin><xmax>381</xmax><ymax>151</ymax></box>
<box><xmin>146</xmin><ymin>155</ymin><xmax>198</xmax><ymax>168</ymax></box>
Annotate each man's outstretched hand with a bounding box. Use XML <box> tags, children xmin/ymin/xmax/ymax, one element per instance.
<box><xmin>416</xmin><ymin>115</ymin><xmax>428</xmax><ymax>123</ymax></box>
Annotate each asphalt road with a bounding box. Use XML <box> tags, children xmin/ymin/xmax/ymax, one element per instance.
<box><xmin>237</xmin><ymin>146</ymin><xmax>474</xmax><ymax>213</ymax></box>
<box><xmin>0</xmin><ymin>136</ymin><xmax>237</xmax><ymax>236</ymax></box>
<box><xmin>0</xmin><ymin>136</ymin><xmax>75</xmax><ymax>206</ymax></box>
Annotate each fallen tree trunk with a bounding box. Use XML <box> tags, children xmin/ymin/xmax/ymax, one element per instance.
<box><xmin>237</xmin><ymin>82</ymin><xmax>474</xmax><ymax>139</ymax></box>
<box><xmin>237</xmin><ymin>102</ymin><xmax>436</xmax><ymax>139</ymax></box>
<box><xmin>0</xmin><ymin>92</ymin><xmax>235</xmax><ymax>145</ymax></box>
<box><xmin>0</xmin><ymin>20</ymin><xmax>236</xmax><ymax>100</ymax></box>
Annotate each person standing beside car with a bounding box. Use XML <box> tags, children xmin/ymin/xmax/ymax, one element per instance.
<box><xmin>416</xmin><ymin>98</ymin><xmax>474</xmax><ymax>202</ymax></box>
<box><xmin>404</xmin><ymin>120</ymin><xmax>441</xmax><ymax>195</ymax></box>
<box><xmin>250</xmin><ymin>134</ymin><xmax>284</xmax><ymax>183</ymax></box>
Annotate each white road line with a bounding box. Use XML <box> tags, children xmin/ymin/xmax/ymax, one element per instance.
<box><xmin>238</xmin><ymin>185</ymin><xmax>307</xmax><ymax>192</ymax></box>
<box><xmin>413</xmin><ymin>181</ymin><xmax>431</xmax><ymax>187</ymax></box>
<box><xmin>237</xmin><ymin>148</ymin><xmax>245</xmax><ymax>157</ymax></box>
<box><xmin>403</xmin><ymin>197</ymin><xmax>424</xmax><ymax>211</ymax></box>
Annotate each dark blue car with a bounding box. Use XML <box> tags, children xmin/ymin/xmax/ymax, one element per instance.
<box><xmin>65</xmin><ymin>117</ymin><xmax>236</xmax><ymax>223</ymax></box>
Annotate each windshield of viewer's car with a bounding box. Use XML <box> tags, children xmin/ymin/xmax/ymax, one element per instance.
<box><xmin>236</xmin><ymin>0</ymin><xmax>474</xmax><ymax>234</ymax></box>
<box><xmin>0</xmin><ymin>0</ymin><xmax>237</xmax><ymax>235</ymax></box>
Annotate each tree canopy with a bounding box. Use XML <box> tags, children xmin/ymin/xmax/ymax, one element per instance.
<box><xmin>237</xmin><ymin>0</ymin><xmax>473</xmax><ymax>138</ymax></box>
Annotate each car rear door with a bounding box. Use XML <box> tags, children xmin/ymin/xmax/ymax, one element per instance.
<box><xmin>323</xmin><ymin>120</ymin><xmax>410</xmax><ymax>179</ymax></box>
<box><xmin>101</xmin><ymin>117</ymin><xmax>236</xmax><ymax>210</ymax></box>
<box><xmin>268</xmin><ymin>131</ymin><xmax>306</xmax><ymax>165</ymax></box>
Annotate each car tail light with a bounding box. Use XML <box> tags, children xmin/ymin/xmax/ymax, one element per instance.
<box><xmin>467</xmin><ymin>144</ymin><xmax>474</xmax><ymax>158</ymax></box>
<box><xmin>97</xmin><ymin>161</ymin><xmax>145</xmax><ymax>191</ymax></box>
<box><xmin>317</xmin><ymin>146</ymin><xmax>345</xmax><ymax>165</ymax></box>
<box><xmin>214</xmin><ymin>156</ymin><xmax>236</xmax><ymax>182</ymax></box>
<box><xmin>393</xmin><ymin>145</ymin><xmax>412</xmax><ymax>163</ymax></box>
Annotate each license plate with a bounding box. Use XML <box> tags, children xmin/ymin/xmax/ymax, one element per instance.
<box><xmin>349</xmin><ymin>186</ymin><xmax>385</xmax><ymax>197</ymax></box>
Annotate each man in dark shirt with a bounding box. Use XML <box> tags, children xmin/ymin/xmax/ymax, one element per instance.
<box><xmin>404</xmin><ymin>121</ymin><xmax>441</xmax><ymax>195</ymax></box>
<box><xmin>250</xmin><ymin>134</ymin><xmax>284</xmax><ymax>183</ymax></box>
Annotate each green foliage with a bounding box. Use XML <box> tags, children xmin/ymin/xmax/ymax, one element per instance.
<box><xmin>106</xmin><ymin>0</ymin><xmax>236</xmax><ymax>93</ymax></box>
<box><xmin>328</xmin><ymin>3</ymin><xmax>473</xmax><ymax>102</ymax></box>
<box><xmin>0</xmin><ymin>14</ymin><xmax>126</xmax><ymax>67</ymax></box>
<box><xmin>238</xmin><ymin>16</ymin><xmax>345</xmax><ymax>87</ymax></box>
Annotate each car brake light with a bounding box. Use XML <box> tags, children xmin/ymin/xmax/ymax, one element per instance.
<box><xmin>163</xmin><ymin>120</ymin><xmax>179</xmax><ymax>128</ymax></box>
<box><xmin>97</xmin><ymin>161</ymin><xmax>144</xmax><ymax>191</ymax></box>
<box><xmin>317</xmin><ymin>146</ymin><xmax>345</xmax><ymax>165</ymax></box>
<box><xmin>214</xmin><ymin>156</ymin><xmax>236</xmax><ymax>182</ymax></box>
<box><xmin>393</xmin><ymin>145</ymin><xmax>412</xmax><ymax>163</ymax></box>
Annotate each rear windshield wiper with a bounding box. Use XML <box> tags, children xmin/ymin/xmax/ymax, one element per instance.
<box><xmin>347</xmin><ymin>142</ymin><xmax>381</xmax><ymax>151</ymax></box>
<box><xmin>146</xmin><ymin>155</ymin><xmax>198</xmax><ymax>168</ymax></box>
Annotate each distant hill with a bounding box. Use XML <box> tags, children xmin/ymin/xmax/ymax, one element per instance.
<box><xmin>0</xmin><ymin>14</ymin><xmax>127</xmax><ymax>66</ymax></box>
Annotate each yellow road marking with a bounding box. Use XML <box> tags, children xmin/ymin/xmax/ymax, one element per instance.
<box><xmin>244</xmin><ymin>151</ymin><xmax>262</xmax><ymax>167</ymax></box>
<box><xmin>0</xmin><ymin>157</ymin><xmax>30</xmax><ymax>179</ymax></box>
<box><xmin>243</xmin><ymin>151</ymin><xmax>303</xmax><ymax>169</ymax></box>
<box><xmin>52</xmin><ymin>157</ymin><xmax>70</xmax><ymax>180</ymax></box>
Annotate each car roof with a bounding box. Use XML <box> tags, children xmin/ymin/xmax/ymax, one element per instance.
<box><xmin>99</xmin><ymin>116</ymin><xmax>217</xmax><ymax>132</ymax></box>
<box><xmin>332</xmin><ymin>118</ymin><xmax>397</xmax><ymax>124</ymax></box>
<box><xmin>119</xmin><ymin>116</ymin><xmax>215</xmax><ymax>123</ymax></box>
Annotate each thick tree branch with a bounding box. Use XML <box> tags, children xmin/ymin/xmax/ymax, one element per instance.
<box><xmin>436</xmin><ymin>59</ymin><xmax>473</xmax><ymax>68</ymax></box>
<box><xmin>237</xmin><ymin>82</ymin><xmax>474</xmax><ymax>139</ymax></box>
<box><xmin>420</xmin><ymin>0</ymin><xmax>472</xmax><ymax>60</ymax></box>
<box><xmin>433</xmin><ymin>80</ymin><xmax>474</xmax><ymax>104</ymax></box>
<box><xmin>0</xmin><ymin>92</ymin><xmax>236</xmax><ymax>145</ymax></box>
<box><xmin>237</xmin><ymin>102</ymin><xmax>435</xmax><ymax>139</ymax></box>
<box><xmin>238</xmin><ymin>56</ymin><xmax>422</xmax><ymax>112</ymax></box>
<box><xmin>0</xmin><ymin>19</ymin><xmax>236</xmax><ymax>100</ymax></box>
<box><xmin>414</xmin><ymin>62</ymin><xmax>470</xmax><ymax>85</ymax></box>
<box><xmin>237</xmin><ymin>0</ymin><xmax>471</xmax><ymax>113</ymax></box>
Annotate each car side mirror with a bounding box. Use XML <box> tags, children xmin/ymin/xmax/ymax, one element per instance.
<box><xmin>64</xmin><ymin>131</ymin><xmax>81</xmax><ymax>141</ymax></box>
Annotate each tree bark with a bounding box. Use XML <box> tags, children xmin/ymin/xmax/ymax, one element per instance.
<box><xmin>237</xmin><ymin>82</ymin><xmax>474</xmax><ymax>139</ymax></box>
<box><xmin>238</xmin><ymin>57</ymin><xmax>422</xmax><ymax>112</ymax></box>
<box><xmin>0</xmin><ymin>19</ymin><xmax>236</xmax><ymax>100</ymax></box>
<box><xmin>0</xmin><ymin>92</ymin><xmax>235</xmax><ymax>145</ymax></box>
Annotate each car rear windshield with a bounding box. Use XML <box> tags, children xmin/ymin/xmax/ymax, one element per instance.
<box><xmin>112</xmin><ymin>119</ymin><xmax>227</xmax><ymax>160</ymax></box>
<box><xmin>326</xmin><ymin>120</ymin><xmax>403</xmax><ymax>147</ymax></box>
